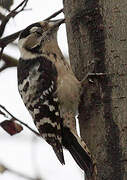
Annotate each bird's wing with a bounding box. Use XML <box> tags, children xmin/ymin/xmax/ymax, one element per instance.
<box><xmin>33</xmin><ymin>56</ymin><xmax>65</xmax><ymax>165</ymax></box>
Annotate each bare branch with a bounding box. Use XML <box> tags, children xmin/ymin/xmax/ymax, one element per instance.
<box><xmin>0</xmin><ymin>64</ymin><xmax>7</xmax><ymax>72</ymax></box>
<box><xmin>0</xmin><ymin>47</ymin><xmax>4</xmax><ymax>62</ymax></box>
<box><xmin>0</xmin><ymin>47</ymin><xmax>4</xmax><ymax>58</ymax></box>
<box><xmin>2</xmin><ymin>53</ymin><xmax>18</xmax><ymax>66</ymax></box>
<box><xmin>0</xmin><ymin>163</ymin><xmax>38</xmax><ymax>180</ymax></box>
<box><xmin>0</xmin><ymin>12</ymin><xmax>6</xmax><ymax>21</ymax></box>
<box><xmin>0</xmin><ymin>8</ymin><xmax>64</xmax><ymax>50</ymax></box>
<box><xmin>0</xmin><ymin>0</ymin><xmax>29</xmax><ymax>37</ymax></box>
<box><xmin>44</xmin><ymin>8</ymin><xmax>63</xmax><ymax>20</ymax></box>
<box><xmin>0</xmin><ymin>53</ymin><xmax>18</xmax><ymax>72</ymax></box>
<box><xmin>0</xmin><ymin>105</ymin><xmax>40</xmax><ymax>137</ymax></box>
<box><xmin>2</xmin><ymin>53</ymin><xmax>18</xmax><ymax>64</ymax></box>
<box><xmin>0</xmin><ymin>7</ymin><xmax>64</xmax><ymax>71</ymax></box>
<box><xmin>12</xmin><ymin>0</ymin><xmax>28</xmax><ymax>12</ymax></box>
<box><xmin>0</xmin><ymin>30</ymin><xmax>21</xmax><ymax>48</ymax></box>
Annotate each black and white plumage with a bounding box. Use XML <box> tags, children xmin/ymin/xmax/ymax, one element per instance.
<box><xmin>17</xmin><ymin>20</ymin><xmax>96</xmax><ymax>178</ymax></box>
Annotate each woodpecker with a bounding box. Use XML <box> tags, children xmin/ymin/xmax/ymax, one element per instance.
<box><xmin>17</xmin><ymin>19</ymin><xmax>96</xmax><ymax>178</ymax></box>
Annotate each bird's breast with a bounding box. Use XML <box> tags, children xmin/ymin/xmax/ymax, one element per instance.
<box><xmin>55</xmin><ymin>60</ymin><xmax>81</xmax><ymax>114</ymax></box>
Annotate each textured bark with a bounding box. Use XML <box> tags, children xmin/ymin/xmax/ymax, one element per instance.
<box><xmin>63</xmin><ymin>0</ymin><xmax>127</xmax><ymax>179</ymax></box>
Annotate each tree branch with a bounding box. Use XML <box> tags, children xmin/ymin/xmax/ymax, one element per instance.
<box><xmin>2</xmin><ymin>53</ymin><xmax>18</xmax><ymax>66</ymax></box>
<box><xmin>0</xmin><ymin>53</ymin><xmax>18</xmax><ymax>72</ymax></box>
<box><xmin>0</xmin><ymin>0</ymin><xmax>29</xmax><ymax>37</ymax></box>
<box><xmin>44</xmin><ymin>8</ymin><xmax>63</xmax><ymax>20</ymax></box>
<box><xmin>0</xmin><ymin>105</ymin><xmax>40</xmax><ymax>137</ymax></box>
<box><xmin>0</xmin><ymin>12</ymin><xmax>6</xmax><ymax>21</ymax></box>
<box><xmin>0</xmin><ymin>7</ymin><xmax>64</xmax><ymax>72</ymax></box>
<box><xmin>0</xmin><ymin>8</ymin><xmax>64</xmax><ymax>49</ymax></box>
<box><xmin>0</xmin><ymin>30</ymin><xmax>21</xmax><ymax>48</ymax></box>
<box><xmin>0</xmin><ymin>163</ymin><xmax>39</xmax><ymax>180</ymax></box>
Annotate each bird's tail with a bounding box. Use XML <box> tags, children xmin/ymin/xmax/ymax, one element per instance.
<box><xmin>62</xmin><ymin>127</ymin><xmax>97</xmax><ymax>179</ymax></box>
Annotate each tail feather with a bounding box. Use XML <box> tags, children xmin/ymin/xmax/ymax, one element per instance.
<box><xmin>62</xmin><ymin>127</ymin><xmax>95</xmax><ymax>178</ymax></box>
<box><xmin>52</xmin><ymin>143</ymin><xmax>65</xmax><ymax>165</ymax></box>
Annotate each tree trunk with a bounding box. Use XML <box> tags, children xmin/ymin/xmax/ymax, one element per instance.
<box><xmin>63</xmin><ymin>0</ymin><xmax>127</xmax><ymax>179</ymax></box>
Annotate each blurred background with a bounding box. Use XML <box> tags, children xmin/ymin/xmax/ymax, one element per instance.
<box><xmin>0</xmin><ymin>0</ymin><xmax>83</xmax><ymax>180</ymax></box>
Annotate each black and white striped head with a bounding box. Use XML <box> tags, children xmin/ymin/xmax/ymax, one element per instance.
<box><xmin>18</xmin><ymin>19</ymin><xmax>64</xmax><ymax>59</ymax></box>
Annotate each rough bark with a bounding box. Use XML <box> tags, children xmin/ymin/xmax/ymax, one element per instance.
<box><xmin>63</xmin><ymin>0</ymin><xmax>127</xmax><ymax>179</ymax></box>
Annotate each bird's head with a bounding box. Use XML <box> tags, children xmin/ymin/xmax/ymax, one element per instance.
<box><xmin>18</xmin><ymin>19</ymin><xmax>64</xmax><ymax>59</ymax></box>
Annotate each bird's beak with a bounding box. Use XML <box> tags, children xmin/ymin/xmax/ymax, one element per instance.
<box><xmin>47</xmin><ymin>19</ymin><xmax>65</xmax><ymax>29</ymax></box>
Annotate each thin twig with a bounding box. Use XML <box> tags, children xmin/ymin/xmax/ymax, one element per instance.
<box><xmin>44</xmin><ymin>8</ymin><xmax>63</xmax><ymax>20</ymax></box>
<box><xmin>0</xmin><ymin>7</ymin><xmax>64</xmax><ymax>70</ymax></box>
<box><xmin>12</xmin><ymin>0</ymin><xmax>28</xmax><ymax>12</ymax></box>
<box><xmin>0</xmin><ymin>64</ymin><xmax>7</xmax><ymax>72</ymax></box>
<box><xmin>0</xmin><ymin>8</ymin><xmax>64</xmax><ymax>49</ymax></box>
<box><xmin>0</xmin><ymin>105</ymin><xmax>40</xmax><ymax>137</ymax></box>
<box><xmin>0</xmin><ymin>163</ymin><xmax>38</xmax><ymax>180</ymax></box>
<box><xmin>0</xmin><ymin>0</ymin><xmax>29</xmax><ymax>37</ymax></box>
<box><xmin>2</xmin><ymin>53</ymin><xmax>18</xmax><ymax>65</ymax></box>
<box><xmin>0</xmin><ymin>12</ymin><xmax>6</xmax><ymax>20</ymax></box>
<box><xmin>0</xmin><ymin>30</ymin><xmax>21</xmax><ymax>48</ymax></box>
<box><xmin>0</xmin><ymin>47</ymin><xmax>4</xmax><ymax>60</ymax></box>
<box><xmin>0</xmin><ymin>53</ymin><xmax>18</xmax><ymax>72</ymax></box>
<box><xmin>7</xmin><ymin>168</ymin><xmax>37</xmax><ymax>180</ymax></box>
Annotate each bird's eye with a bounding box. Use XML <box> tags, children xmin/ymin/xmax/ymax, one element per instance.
<box><xmin>30</xmin><ymin>27</ymin><xmax>42</xmax><ymax>36</ymax></box>
<box><xmin>30</xmin><ymin>26</ymin><xmax>39</xmax><ymax>33</ymax></box>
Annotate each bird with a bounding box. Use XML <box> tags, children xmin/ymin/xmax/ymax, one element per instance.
<box><xmin>17</xmin><ymin>19</ymin><xmax>96</xmax><ymax>178</ymax></box>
